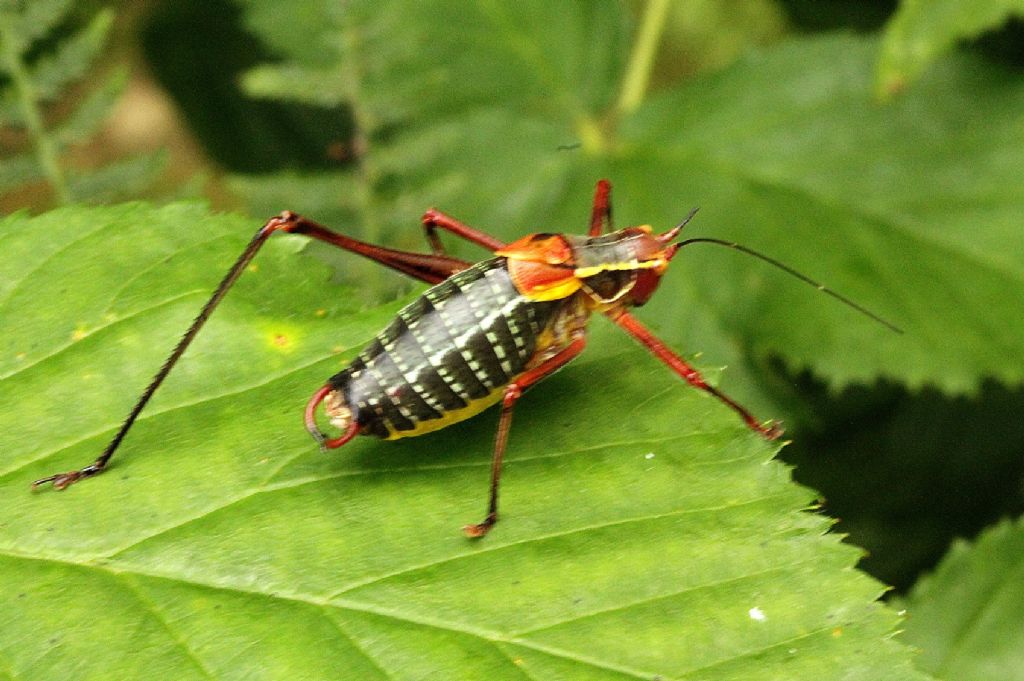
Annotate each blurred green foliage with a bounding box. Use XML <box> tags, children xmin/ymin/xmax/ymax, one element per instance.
<box><xmin>0</xmin><ymin>0</ymin><xmax>164</xmax><ymax>205</ymax></box>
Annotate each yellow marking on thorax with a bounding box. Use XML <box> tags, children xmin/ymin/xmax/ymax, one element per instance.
<box><xmin>383</xmin><ymin>387</ymin><xmax>506</xmax><ymax>440</ymax></box>
<box><xmin>521</xmin><ymin>277</ymin><xmax>582</xmax><ymax>301</ymax></box>
<box><xmin>573</xmin><ymin>258</ymin><xmax>665</xmax><ymax>279</ymax></box>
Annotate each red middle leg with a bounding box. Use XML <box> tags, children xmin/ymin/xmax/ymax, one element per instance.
<box><xmin>284</xmin><ymin>212</ymin><xmax>471</xmax><ymax>284</ymax></box>
<box><xmin>464</xmin><ymin>336</ymin><xmax>588</xmax><ymax>538</ymax></box>
<box><xmin>421</xmin><ymin>209</ymin><xmax>506</xmax><ymax>255</ymax></box>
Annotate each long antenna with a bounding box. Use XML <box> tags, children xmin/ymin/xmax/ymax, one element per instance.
<box><xmin>676</xmin><ymin>237</ymin><xmax>903</xmax><ymax>334</ymax></box>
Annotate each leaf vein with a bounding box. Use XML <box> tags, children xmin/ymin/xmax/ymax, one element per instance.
<box><xmin>97</xmin><ymin>233</ymin><xmax>236</xmax><ymax>319</ymax></box>
<box><xmin>328</xmin><ymin>492</ymin><xmax>792</xmax><ymax>597</ymax></box>
<box><xmin>113</xmin><ymin>573</ymin><xmax>218</xmax><ymax>680</ymax></box>
<box><xmin>318</xmin><ymin>608</ymin><xmax>396</xmax><ymax>681</ymax></box>
<box><xmin>513</xmin><ymin>557</ymin><xmax>818</xmax><ymax>636</ymax></box>
<box><xmin>0</xmin><ymin>219</ymin><xmax>110</xmax><ymax>310</ymax></box>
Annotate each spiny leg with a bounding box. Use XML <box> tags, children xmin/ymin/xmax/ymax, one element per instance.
<box><xmin>422</xmin><ymin>208</ymin><xmax>506</xmax><ymax>256</ymax></box>
<box><xmin>589</xmin><ymin>179</ymin><xmax>613</xmax><ymax>236</ymax></box>
<box><xmin>607</xmin><ymin>310</ymin><xmax>782</xmax><ymax>440</ymax></box>
<box><xmin>33</xmin><ymin>212</ymin><xmax>473</xmax><ymax>490</ymax></box>
<box><xmin>464</xmin><ymin>336</ymin><xmax>587</xmax><ymax>538</ymax></box>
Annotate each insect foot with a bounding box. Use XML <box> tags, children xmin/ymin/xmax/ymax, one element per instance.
<box><xmin>760</xmin><ymin>420</ymin><xmax>784</xmax><ymax>440</ymax></box>
<box><xmin>463</xmin><ymin>513</ymin><xmax>498</xmax><ymax>538</ymax></box>
<box><xmin>32</xmin><ymin>462</ymin><xmax>103</xmax><ymax>490</ymax></box>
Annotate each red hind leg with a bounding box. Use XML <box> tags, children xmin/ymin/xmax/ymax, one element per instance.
<box><xmin>33</xmin><ymin>212</ymin><xmax>472</xmax><ymax>491</ymax></box>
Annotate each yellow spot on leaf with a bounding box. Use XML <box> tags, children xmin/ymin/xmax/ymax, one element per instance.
<box><xmin>247</xmin><ymin>263</ymin><xmax>259</xmax><ymax>273</ymax></box>
<box><xmin>71</xmin><ymin>326</ymin><xmax>88</xmax><ymax>341</ymax></box>
<box><xmin>260</xmin><ymin>323</ymin><xmax>301</xmax><ymax>353</ymax></box>
<box><xmin>15</xmin><ymin>352</ymin><xmax>26</xmax><ymax>361</ymax></box>
<box><xmin>831</xmin><ymin>627</ymin><xmax>843</xmax><ymax>638</ymax></box>
<box><xmin>315</xmin><ymin>309</ymin><xmax>327</xmax><ymax>317</ymax></box>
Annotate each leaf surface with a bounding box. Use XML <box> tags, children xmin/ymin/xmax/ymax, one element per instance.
<box><xmin>876</xmin><ymin>0</ymin><xmax>1024</xmax><ymax>97</ymax></box>
<box><xmin>0</xmin><ymin>205</ymin><xmax>927</xmax><ymax>680</ymax></box>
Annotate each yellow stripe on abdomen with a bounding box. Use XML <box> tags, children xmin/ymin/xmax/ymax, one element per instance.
<box><xmin>383</xmin><ymin>386</ymin><xmax>505</xmax><ymax>440</ymax></box>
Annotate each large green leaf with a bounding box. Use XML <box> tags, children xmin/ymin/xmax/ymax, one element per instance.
<box><xmin>0</xmin><ymin>205</ymin><xmax>927</xmax><ymax>679</ymax></box>
<box><xmin>900</xmin><ymin>517</ymin><xmax>1024</xmax><ymax>681</ymax></box>
<box><xmin>231</xmin><ymin>0</ymin><xmax>1024</xmax><ymax>408</ymax></box>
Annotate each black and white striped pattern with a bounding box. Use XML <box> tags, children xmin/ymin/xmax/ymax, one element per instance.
<box><xmin>329</xmin><ymin>258</ymin><xmax>560</xmax><ymax>438</ymax></box>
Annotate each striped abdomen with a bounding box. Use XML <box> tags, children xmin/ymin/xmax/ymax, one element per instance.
<box><xmin>327</xmin><ymin>258</ymin><xmax>562</xmax><ymax>439</ymax></box>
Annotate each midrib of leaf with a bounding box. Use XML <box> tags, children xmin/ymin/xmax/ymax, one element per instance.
<box><xmin>932</xmin><ymin>551</ymin><xmax>1024</xmax><ymax>678</ymax></box>
<box><xmin>0</xmin><ymin>546</ymin><xmax>831</xmax><ymax>681</ymax></box>
<box><xmin>0</xmin><ymin>20</ymin><xmax>68</xmax><ymax>202</ymax></box>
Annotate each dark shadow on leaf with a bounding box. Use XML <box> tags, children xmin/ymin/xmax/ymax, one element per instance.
<box><xmin>779</xmin><ymin>366</ymin><xmax>1024</xmax><ymax>592</ymax></box>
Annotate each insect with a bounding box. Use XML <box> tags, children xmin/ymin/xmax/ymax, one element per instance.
<box><xmin>33</xmin><ymin>180</ymin><xmax>900</xmax><ymax>537</ymax></box>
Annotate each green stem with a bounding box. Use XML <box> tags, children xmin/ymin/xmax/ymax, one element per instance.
<box><xmin>0</xmin><ymin>23</ymin><xmax>71</xmax><ymax>203</ymax></box>
<box><xmin>616</xmin><ymin>0</ymin><xmax>672</xmax><ymax>117</ymax></box>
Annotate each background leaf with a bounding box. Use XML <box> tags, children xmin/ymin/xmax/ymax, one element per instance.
<box><xmin>900</xmin><ymin>517</ymin><xmax>1024</xmax><ymax>681</ymax></box>
<box><xmin>0</xmin><ymin>204</ymin><xmax>927</xmax><ymax>679</ymax></box>
<box><xmin>0</xmin><ymin>3</ymin><xmax>163</xmax><ymax>208</ymax></box>
<box><xmin>876</xmin><ymin>0</ymin><xmax>1024</xmax><ymax>97</ymax></box>
<box><xmin>230</xmin><ymin>0</ymin><xmax>1024</xmax><ymax>410</ymax></box>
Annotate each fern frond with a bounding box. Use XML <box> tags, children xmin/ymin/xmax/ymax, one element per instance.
<box><xmin>27</xmin><ymin>9</ymin><xmax>114</xmax><ymax>101</ymax></box>
<box><xmin>0</xmin><ymin>3</ymin><xmax>162</xmax><ymax>209</ymax></box>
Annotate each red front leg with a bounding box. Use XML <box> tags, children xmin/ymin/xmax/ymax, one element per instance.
<box><xmin>608</xmin><ymin>310</ymin><xmax>782</xmax><ymax>440</ymax></box>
